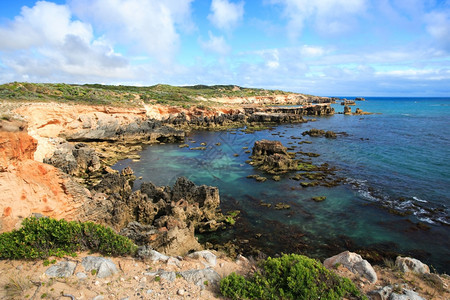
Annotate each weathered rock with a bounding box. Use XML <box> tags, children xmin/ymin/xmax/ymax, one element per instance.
<box><xmin>395</xmin><ymin>256</ymin><xmax>430</xmax><ymax>274</ymax></box>
<box><xmin>368</xmin><ymin>286</ymin><xmax>393</xmax><ymax>300</ymax></box>
<box><xmin>141</xmin><ymin>249</ymin><xmax>170</xmax><ymax>262</ymax></box>
<box><xmin>179</xmin><ymin>268</ymin><xmax>221</xmax><ymax>289</ymax></box>
<box><xmin>302</xmin><ymin>128</ymin><xmax>337</xmax><ymax>138</ymax></box>
<box><xmin>81</xmin><ymin>256</ymin><xmax>118</xmax><ymax>278</ymax></box>
<box><xmin>252</xmin><ymin>140</ymin><xmax>288</xmax><ymax>157</ymax></box>
<box><xmin>250</xmin><ymin>140</ymin><xmax>299</xmax><ymax>174</ymax></box>
<box><xmin>344</xmin><ymin>105</ymin><xmax>352</xmax><ymax>115</ymax></box>
<box><xmin>188</xmin><ymin>250</ymin><xmax>217</xmax><ymax>267</ymax></box>
<box><xmin>324</xmin><ymin>251</ymin><xmax>377</xmax><ymax>283</ymax></box>
<box><xmin>45</xmin><ymin>261</ymin><xmax>76</xmax><ymax>278</ymax></box>
<box><xmin>44</xmin><ymin>142</ymin><xmax>101</xmax><ymax>176</ymax></box>
<box><xmin>389</xmin><ymin>289</ymin><xmax>425</xmax><ymax>300</ymax></box>
<box><xmin>0</xmin><ymin>127</ymin><xmax>90</xmax><ymax>233</ymax></box>
<box><xmin>144</xmin><ymin>270</ymin><xmax>177</xmax><ymax>282</ymax></box>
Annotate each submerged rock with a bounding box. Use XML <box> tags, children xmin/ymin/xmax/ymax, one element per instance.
<box><xmin>302</xmin><ymin>128</ymin><xmax>337</xmax><ymax>138</ymax></box>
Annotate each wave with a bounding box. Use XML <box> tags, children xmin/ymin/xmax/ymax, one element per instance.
<box><xmin>412</xmin><ymin>196</ymin><xmax>427</xmax><ymax>203</ymax></box>
<box><xmin>347</xmin><ymin>177</ymin><xmax>449</xmax><ymax>225</ymax></box>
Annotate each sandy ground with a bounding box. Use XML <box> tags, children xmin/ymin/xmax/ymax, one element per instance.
<box><xmin>0</xmin><ymin>251</ymin><xmax>252</xmax><ymax>300</ymax></box>
<box><xmin>0</xmin><ymin>251</ymin><xmax>448</xmax><ymax>300</ymax></box>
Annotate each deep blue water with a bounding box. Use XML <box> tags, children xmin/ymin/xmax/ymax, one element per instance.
<box><xmin>113</xmin><ymin>98</ymin><xmax>450</xmax><ymax>272</ymax></box>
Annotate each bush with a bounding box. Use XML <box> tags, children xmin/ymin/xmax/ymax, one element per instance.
<box><xmin>220</xmin><ymin>254</ymin><xmax>366</xmax><ymax>300</ymax></box>
<box><xmin>0</xmin><ymin>217</ymin><xmax>137</xmax><ymax>259</ymax></box>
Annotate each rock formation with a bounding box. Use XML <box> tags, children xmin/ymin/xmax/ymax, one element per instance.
<box><xmin>302</xmin><ymin>128</ymin><xmax>337</xmax><ymax>138</ymax></box>
<box><xmin>80</xmin><ymin>172</ymin><xmax>223</xmax><ymax>256</ymax></box>
<box><xmin>249</xmin><ymin>140</ymin><xmax>298</xmax><ymax>174</ymax></box>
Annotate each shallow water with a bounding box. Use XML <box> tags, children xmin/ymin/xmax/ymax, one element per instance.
<box><xmin>113</xmin><ymin>98</ymin><xmax>450</xmax><ymax>272</ymax></box>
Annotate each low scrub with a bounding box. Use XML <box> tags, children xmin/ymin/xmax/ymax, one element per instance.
<box><xmin>0</xmin><ymin>217</ymin><xmax>137</xmax><ymax>259</ymax></box>
<box><xmin>220</xmin><ymin>253</ymin><xmax>366</xmax><ymax>299</ymax></box>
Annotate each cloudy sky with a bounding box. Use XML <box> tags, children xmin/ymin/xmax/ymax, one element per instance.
<box><xmin>0</xmin><ymin>0</ymin><xmax>449</xmax><ymax>96</ymax></box>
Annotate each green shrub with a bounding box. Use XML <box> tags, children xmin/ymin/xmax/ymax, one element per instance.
<box><xmin>0</xmin><ymin>217</ymin><xmax>137</xmax><ymax>259</ymax></box>
<box><xmin>220</xmin><ymin>254</ymin><xmax>366</xmax><ymax>300</ymax></box>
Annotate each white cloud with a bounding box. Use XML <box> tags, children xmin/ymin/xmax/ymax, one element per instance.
<box><xmin>200</xmin><ymin>31</ymin><xmax>231</xmax><ymax>55</ymax></box>
<box><xmin>69</xmin><ymin>0</ymin><xmax>194</xmax><ymax>63</ymax></box>
<box><xmin>269</xmin><ymin>0</ymin><xmax>366</xmax><ymax>39</ymax></box>
<box><xmin>0</xmin><ymin>1</ymin><xmax>92</xmax><ymax>50</ymax></box>
<box><xmin>0</xmin><ymin>1</ymin><xmax>128</xmax><ymax>83</ymax></box>
<box><xmin>208</xmin><ymin>0</ymin><xmax>244</xmax><ymax>31</ymax></box>
<box><xmin>425</xmin><ymin>10</ymin><xmax>450</xmax><ymax>52</ymax></box>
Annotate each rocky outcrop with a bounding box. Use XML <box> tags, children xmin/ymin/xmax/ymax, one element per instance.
<box><xmin>249</xmin><ymin>140</ymin><xmax>298</xmax><ymax>174</ymax></box>
<box><xmin>324</xmin><ymin>251</ymin><xmax>377</xmax><ymax>284</ymax></box>
<box><xmin>344</xmin><ymin>105</ymin><xmax>352</xmax><ymax>115</ymax></box>
<box><xmin>302</xmin><ymin>128</ymin><xmax>337</xmax><ymax>138</ymax></box>
<box><xmin>0</xmin><ymin>120</ymin><xmax>90</xmax><ymax>232</ymax></box>
<box><xmin>44</xmin><ymin>142</ymin><xmax>101</xmax><ymax>176</ymax></box>
<box><xmin>14</xmin><ymin>104</ymin><xmax>185</xmax><ymax>161</ymax></box>
<box><xmin>80</xmin><ymin>172</ymin><xmax>223</xmax><ymax>255</ymax></box>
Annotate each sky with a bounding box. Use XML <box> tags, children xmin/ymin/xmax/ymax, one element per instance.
<box><xmin>0</xmin><ymin>0</ymin><xmax>449</xmax><ymax>96</ymax></box>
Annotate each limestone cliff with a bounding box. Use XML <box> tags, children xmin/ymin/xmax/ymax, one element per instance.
<box><xmin>0</xmin><ymin>120</ymin><xmax>90</xmax><ymax>232</ymax></box>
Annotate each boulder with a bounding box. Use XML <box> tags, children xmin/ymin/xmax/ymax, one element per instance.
<box><xmin>389</xmin><ymin>289</ymin><xmax>425</xmax><ymax>300</ymax></box>
<box><xmin>188</xmin><ymin>250</ymin><xmax>217</xmax><ymax>267</ymax></box>
<box><xmin>82</xmin><ymin>256</ymin><xmax>118</xmax><ymax>278</ymax></box>
<box><xmin>144</xmin><ymin>270</ymin><xmax>176</xmax><ymax>282</ymax></box>
<box><xmin>395</xmin><ymin>256</ymin><xmax>430</xmax><ymax>274</ymax></box>
<box><xmin>179</xmin><ymin>268</ymin><xmax>221</xmax><ymax>289</ymax></box>
<box><xmin>323</xmin><ymin>251</ymin><xmax>377</xmax><ymax>283</ymax></box>
<box><xmin>45</xmin><ymin>261</ymin><xmax>76</xmax><ymax>278</ymax></box>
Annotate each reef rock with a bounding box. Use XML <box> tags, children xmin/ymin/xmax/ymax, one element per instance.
<box><xmin>302</xmin><ymin>128</ymin><xmax>337</xmax><ymax>138</ymax></box>
<box><xmin>250</xmin><ymin>140</ymin><xmax>298</xmax><ymax>174</ymax></box>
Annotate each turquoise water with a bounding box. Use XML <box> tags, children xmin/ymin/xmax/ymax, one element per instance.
<box><xmin>113</xmin><ymin>98</ymin><xmax>450</xmax><ymax>272</ymax></box>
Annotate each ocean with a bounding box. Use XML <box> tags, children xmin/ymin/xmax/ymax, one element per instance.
<box><xmin>113</xmin><ymin>97</ymin><xmax>450</xmax><ymax>272</ymax></box>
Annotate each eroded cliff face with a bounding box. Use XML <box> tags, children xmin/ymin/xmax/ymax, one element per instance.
<box><xmin>0</xmin><ymin>120</ymin><xmax>90</xmax><ymax>232</ymax></box>
<box><xmin>14</xmin><ymin>103</ymin><xmax>184</xmax><ymax>161</ymax></box>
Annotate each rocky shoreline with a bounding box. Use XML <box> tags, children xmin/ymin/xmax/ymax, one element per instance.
<box><xmin>1</xmin><ymin>97</ymin><xmax>449</xmax><ymax>299</ymax></box>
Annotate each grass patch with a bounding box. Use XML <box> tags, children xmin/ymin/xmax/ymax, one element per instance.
<box><xmin>0</xmin><ymin>82</ymin><xmax>294</xmax><ymax>107</ymax></box>
<box><xmin>0</xmin><ymin>217</ymin><xmax>137</xmax><ymax>259</ymax></box>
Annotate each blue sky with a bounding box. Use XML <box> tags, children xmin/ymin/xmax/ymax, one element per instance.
<box><xmin>0</xmin><ymin>0</ymin><xmax>449</xmax><ymax>96</ymax></box>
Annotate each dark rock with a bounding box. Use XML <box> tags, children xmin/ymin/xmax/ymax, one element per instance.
<box><xmin>344</xmin><ymin>105</ymin><xmax>352</xmax><ymax>115</ymax></box>
<box><xmin>85</xmin><ymin>174</ymin><xmax>221</xmax><ymax>255</ymax></box>
<box><xmin>249</xmin><ymin>140</ymin><xmax>299</xmax><ymax>175</ymax></box>
<box><xmin>302</xmin><ymin>128</ymin><xmax>337</xmax><ymax>138</ymax></box>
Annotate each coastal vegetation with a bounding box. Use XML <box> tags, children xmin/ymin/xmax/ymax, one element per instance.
<box><xmin>0</xmin><ymin>82</ymin><xmax>292</xmax><ymax>107</ymax></box>
<box><xmin>220</xmin><ymin>253</ymin><xmax>366</xmax><ymax>299</ymax></box>
<box><xmin>0</xmin><ymin>216</ymin><xmax>137</xmax><ymax>259</ymax></box>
